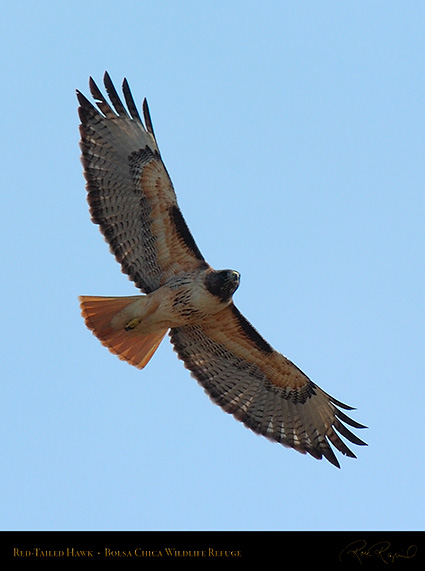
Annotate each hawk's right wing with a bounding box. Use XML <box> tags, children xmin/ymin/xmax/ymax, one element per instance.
<box><xmin>78</xmin><ymin>72</ymin><xmax>208</xmax><ymax>294</ymax></box>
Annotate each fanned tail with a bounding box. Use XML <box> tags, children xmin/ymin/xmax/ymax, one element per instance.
<box><xmin>79</xmin><ymin>295</ymin><xmax>167</xmax><ymax>369</ymax></box>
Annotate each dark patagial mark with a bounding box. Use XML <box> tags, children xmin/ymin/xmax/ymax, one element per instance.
<box><xmin>169</xmin><ymin>205</ymin><xmax>206</xmax><ymax>262</ymax></box>
<box><xmin>231</xmin><ymin>305</ymin><xmax>274</xmax><ymax>354</ymax></box>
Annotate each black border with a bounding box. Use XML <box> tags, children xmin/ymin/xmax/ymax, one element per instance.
<box><xmin>2</xmin><ymin>531</ymin><xmax>424</xmax><ymax>567</ymax></box>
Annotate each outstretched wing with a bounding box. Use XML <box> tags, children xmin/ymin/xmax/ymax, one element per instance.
<box><xmin>170</xmin><ymin>305</ymin><xmax>367</xmax><ymax>468</ymax></box>
<box><xmin>78</xmin><ymin>72</ymin><xmax>208</xmax><ymax>293</ymax></box>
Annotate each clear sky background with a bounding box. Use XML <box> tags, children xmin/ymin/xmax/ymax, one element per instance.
<box><xmin>1</xmin><ymin>1</ymin><xmax>424</xmax><ymax>532</ymax></box>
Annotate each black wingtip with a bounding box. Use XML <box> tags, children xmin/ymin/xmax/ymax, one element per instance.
<box><xmin>142</xmin><ymin>98</ymin><xmax>156</xmax><ymax>139</ymax></box>
<box><xmin>76</xmin><ymin>89</ymin><xmax>85</xmax><ymax>105</ymax></box>
<box><xmin>103</xmin><ymin>71</ymin><xmax>128</xmax><ymax>117</ymax></box>
<box><xmin>88</xmin><ymin>75</ymin><xmax>104</xmax><ymax>102</ymax></box>
<box><xmin>76</xmin><ymin>89</ymin><xmax>99</xmax><ymax>124</ymax></box>
<box><xmin>122</xmin><ymin>77</ymin><xmax>142</xmax><ymax>123</ymax></box>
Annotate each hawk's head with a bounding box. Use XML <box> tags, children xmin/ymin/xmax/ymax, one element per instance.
<box><xmin>205</xmin><ymin>269</ymin><xmax>240</xmax><ymax>302</ymax></box>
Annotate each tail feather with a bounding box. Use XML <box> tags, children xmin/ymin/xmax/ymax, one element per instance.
<box><xmin>79</xmin><ymin>295</ymin><xmax>167</xmax><ymax>369</ymax></box>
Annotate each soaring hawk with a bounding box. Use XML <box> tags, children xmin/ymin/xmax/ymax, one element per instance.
<box><xmin>77</xmin><ymin>73</ymin><xmax>367</xmax><ymax>468</ymax></box>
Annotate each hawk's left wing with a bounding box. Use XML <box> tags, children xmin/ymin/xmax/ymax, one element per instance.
<box><xmin>170</xmin><ymin>304</ymin><xmax>367</xmax><ymax>468</ymax></box>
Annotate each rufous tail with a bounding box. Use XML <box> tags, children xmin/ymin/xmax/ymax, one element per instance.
<box><xmin>79</xmin><ymin>295</ymin><xmax>167</xmax><ymax>369</ymax></box>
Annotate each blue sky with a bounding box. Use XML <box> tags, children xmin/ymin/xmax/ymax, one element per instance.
<box><xmin>1</xmin><ymin>1</ymin><xmax>424</xmax><ymax>531</ymax></box>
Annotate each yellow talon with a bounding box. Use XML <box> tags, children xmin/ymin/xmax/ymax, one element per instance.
<box><xmin>124</xmin><ymin>318</ymin><xmax>141</xmax><ymax>331</ymax></box>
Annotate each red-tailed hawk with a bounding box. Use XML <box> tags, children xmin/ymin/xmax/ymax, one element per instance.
<box><xmin>77</xmin><ymin>73</ymin><xmax>367</xmax><ymax>468</ymax></box>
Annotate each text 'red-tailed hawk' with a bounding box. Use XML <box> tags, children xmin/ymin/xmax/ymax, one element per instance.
<box><xmin>77</xmin><ymin>73</ymin><xmax>367</xmax><ymax>468</ymax></box>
